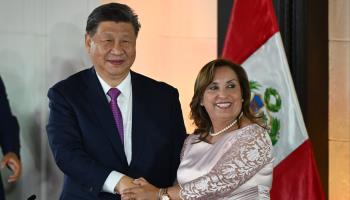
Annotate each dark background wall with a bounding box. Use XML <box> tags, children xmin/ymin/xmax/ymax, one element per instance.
<box><xmin>218</xmin><ymin>0</ymin><xmax>329</xmax><ymax>196</ymax></box>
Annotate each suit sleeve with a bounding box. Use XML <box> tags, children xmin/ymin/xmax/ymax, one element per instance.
<box><xmin>170</xmin><ymin>89</ymin><xmax>187</xmax><ymax>183</ymax></box>
<box><xmin>0</xmin><ymin>77</ymin><xmax>20</xmax><ymax>156</ymax></box>
<box><xmin>46</xmin><ymin>87</ymin><xmax>111</xmax><ymax>196</ymax></box>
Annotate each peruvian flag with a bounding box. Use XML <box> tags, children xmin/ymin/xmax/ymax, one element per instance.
<box><xmin>222</xmin><ymin>0</ymin><xmax>326</xmax><ymax>199</ymax></box>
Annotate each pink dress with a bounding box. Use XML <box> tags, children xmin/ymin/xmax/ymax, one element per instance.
<box><xmin>177</xmin><ymin>124</ymin><xmax>273</xmax><ymax>200</ymax></box>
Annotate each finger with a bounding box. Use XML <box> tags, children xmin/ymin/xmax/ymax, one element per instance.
<box><xmin>133</xmin><ymin>178</ymin><xmax>147</xmax><ymax>185</ymax></box>
<box><xmin>135</xmin><ymin>177</ymin><xmax>147</xmax><ymax>183</ymax></box>
<box><xmin>0</xmin><ymin>157</ymin><xmax>8</xmax><ymax>169</ymax></box>
<box><xmin>8</xmin><ymin>175</ymin><xmax>18</xmax><ymax>183</ymax></box>
<box><xmin>7</xmin><ymin>164</ymin><xmax>20</xmax><ymax>183</ymax></box>
<box><xmin>9</xmin><ymin>161</ymin><xmax>21</xmax><ymax>176</ymax></box>
<box><xmin>121</xmin><ymin>192</ymin><xmax>136</xmax><ymax>200</ymax></box>
<box><xmin>139</xmin><ymin>177</ymin><xmax>147</xmax><ymax>182</ymax></box>
<box><xmin>7</xmin><ymin>161</ymin><xmax>17</xmax><ymax>171</ymax></box>
<box><xmin>8</xmin><ymin>171</ymin><xmax>20</xmax><ymax>182</ymax></box>
<box><xmin>122</xmin><ymin>187</ymin><xmax>140</xmax><ymax>194</ymax></box>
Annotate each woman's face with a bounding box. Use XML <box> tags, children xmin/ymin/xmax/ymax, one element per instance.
<box><xmin>201</xmin><ymin>66</ymin><xmax>243</xmax><ymax>126</ymax></box>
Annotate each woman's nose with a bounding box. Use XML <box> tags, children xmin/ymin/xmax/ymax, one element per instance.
<box><xmin>218</xmin><ymin>88</ymin><xmax>228</xmax><ymax>97</ymax></box>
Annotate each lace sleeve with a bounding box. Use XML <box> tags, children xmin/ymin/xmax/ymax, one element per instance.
<box><xmin>179</xmin><ymin>126</ymin><xmax>273</xmax><ymax>200</ymax></box>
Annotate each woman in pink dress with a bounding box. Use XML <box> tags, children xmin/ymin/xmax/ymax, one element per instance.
<box><xmin>122</xmin><ymin>59</ymin><xmax>273</xmax><ymax>200</ymax></box>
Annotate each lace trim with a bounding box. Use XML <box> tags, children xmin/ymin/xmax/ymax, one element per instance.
<box><xmin>180</xmin><ymin>125</ymin><xmax>272</xmax><ymax>200</ymax></box>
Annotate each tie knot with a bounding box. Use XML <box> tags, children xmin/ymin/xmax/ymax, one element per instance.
<box><xmin>107</xmin><ymin>88</ymin><xmax>121</xmax><ymax>100</ymax></box>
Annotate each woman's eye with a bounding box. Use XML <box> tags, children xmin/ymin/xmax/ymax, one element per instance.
<box><xmin>227</xmin><ymin>84</ymin><xmax>236</xmax><ymax>88</ymax></box>
<box><xmin>208</xmin><ymin>85</ymin><xmax>218</xmax><ymax>90</ymax></box>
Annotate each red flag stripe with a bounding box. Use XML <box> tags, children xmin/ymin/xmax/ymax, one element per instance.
<box><xmin>271</xmin><ymin>140</ymin><xmax>326</xmax><ymax>200</ymax></box>
<box><xmin>221</xmin><ymin>0</ymin><xmax>326</xmax><ymax>199</ymax></box>
<box><xmin>222</xmin><ymin>0</ymin><xmax>279</xmax><ymax>64</ymax></box>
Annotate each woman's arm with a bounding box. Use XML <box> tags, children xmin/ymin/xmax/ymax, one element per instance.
<box><xmin>179</xmin><ymin>126</ymin><xmax>272</xmax><ymax>199</ymax></box>
<box><xmin>122</xmin><ymin>126</ymin><xmax>272</xmax><ymax>200</ymax></box>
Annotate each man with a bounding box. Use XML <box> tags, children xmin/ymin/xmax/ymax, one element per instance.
<box><xmin>46</xmin><ymin>3</ymin><xmax>187</xmax><ymax>200</ymax></box>
<box><xmin>0</xmin><ymin>76</ymin><xmax>21</xmax><ymax>199</ymax></box>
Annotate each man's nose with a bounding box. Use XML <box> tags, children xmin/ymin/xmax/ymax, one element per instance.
<box><xmin>110</xmin><ymin>42</ymin><xmax>123</xmax><ymax>54</ymax></box>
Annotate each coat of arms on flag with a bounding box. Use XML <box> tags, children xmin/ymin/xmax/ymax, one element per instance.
<box><xmin>250</xmin><ymin>81</ymin><xmax>281</xmax><ymax>145</ymax></box>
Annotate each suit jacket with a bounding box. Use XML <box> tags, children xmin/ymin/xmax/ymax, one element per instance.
<box><xmin>46</xmin><ymin>68</ymin><xmax>187</xmax><ymax>200</ymax></box>
<box><xmin>0</xmin><ymin>76</ymin><xmax>20</xmax><ymax>199</ymax></box>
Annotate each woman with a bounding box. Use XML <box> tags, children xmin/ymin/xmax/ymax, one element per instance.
<box><xmin>122</xmin><ymin>59</ymin><xmax>273</xmax><ymax>199</ymax></box>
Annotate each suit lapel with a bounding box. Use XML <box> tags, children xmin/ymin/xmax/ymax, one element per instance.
<box><xmin>83</xmin><ymin>68</ymin><xmax>128</xmax><ymax>165</ymax></box>
<box><xmin>129</xmin><ymin>71</ymin><xmax>148</xmax><ymax>167</ymax></box>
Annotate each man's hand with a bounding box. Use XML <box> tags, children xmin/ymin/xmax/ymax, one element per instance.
<box><xmin>115</xmin><ymin>176</ymin><xmax>139</xmax><ymax>194</ymax></box>
<box><xmin>121</xmin><ymin>177</ymin><xmax>159</xmax><ymax>200</ymax></box>
<box><xmin>0</xmin><ymin>152</ymin><xmax>21</xmax><ymax>183</ymax></box>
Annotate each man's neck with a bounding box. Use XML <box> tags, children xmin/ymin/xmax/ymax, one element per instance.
<box><xmin>96</xmin><ymin>71</ymin><xmax>129</xmax><ymax>88</ymax></box>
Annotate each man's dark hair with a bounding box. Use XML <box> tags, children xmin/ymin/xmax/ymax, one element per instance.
<box><xmin>86</xmin><ymin>3</ymin><xmax>141</xmax><ymax>36</ymax></box>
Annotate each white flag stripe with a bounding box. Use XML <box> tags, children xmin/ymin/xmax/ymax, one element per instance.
<box><xmin>242</xmin><ymin>33</ymin><xmax>308</xmax><ymax>165</ymax></box>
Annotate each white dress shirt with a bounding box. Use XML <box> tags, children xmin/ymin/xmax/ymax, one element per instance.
<box><xmin>96</xmin><ymin>72</ymin><xmax>133</xmax><ymax>194</ymax></box>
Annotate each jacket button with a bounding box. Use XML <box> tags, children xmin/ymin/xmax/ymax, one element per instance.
<box><xmin>89</xmin><ymin>187</ymin><xmax>93</xmax><ymax>192</ymax></box>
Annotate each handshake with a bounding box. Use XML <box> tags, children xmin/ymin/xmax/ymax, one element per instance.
<box><xmin>116</xmin><ymin>176</ymin><xmax>165</xmax><ymax>200</ymax></box>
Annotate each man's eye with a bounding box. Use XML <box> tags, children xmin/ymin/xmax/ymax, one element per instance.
<box><xmin>100</xmin><ymin>38</ymin><xmax>112</xmax><ymax>42</ymax></box>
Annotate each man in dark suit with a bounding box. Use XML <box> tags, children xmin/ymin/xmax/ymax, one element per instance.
<box><xmin>46</xmin><ymin>3</ymin><xmax>187</xmax><ymax>200</ymax></box>
<box><xmin>0</xmin><ymin>76</ymin><xmax>21</xmax><ymax>199</ymax></box>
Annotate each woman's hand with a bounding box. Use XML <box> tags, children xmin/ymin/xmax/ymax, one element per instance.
<box><xmin>121</xmin><ymin>177</ymin><xmax>159</xmax><ymax>200</ymax></box>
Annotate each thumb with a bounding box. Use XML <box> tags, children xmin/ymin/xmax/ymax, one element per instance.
<box><xmin>0</xmin><ymin>157</ymin><xmax>7</xmax><ymax>169</ymax></box>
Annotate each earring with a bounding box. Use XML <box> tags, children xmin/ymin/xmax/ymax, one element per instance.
<box><xmin>241</xmin><ymin>99</ymin><xmax>244</xmax><ymax>102</ymax></box>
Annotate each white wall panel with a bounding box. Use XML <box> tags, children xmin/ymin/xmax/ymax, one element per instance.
<box><xmin>0</xmin><ymin>0</ymin><xmax>216</xmax><ymax>199</ymax></box>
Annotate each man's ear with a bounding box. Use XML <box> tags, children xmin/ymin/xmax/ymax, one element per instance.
<box><xmin>85</xmin><ymin>33</ymin><xmax>92</xmax><ymax>52</ymax></box>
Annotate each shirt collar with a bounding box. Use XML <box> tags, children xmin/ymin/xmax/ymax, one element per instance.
<box><xmin>96</xmin><ymin>72</ymin><xmax>132</xmax><ymax>98</ymax></box>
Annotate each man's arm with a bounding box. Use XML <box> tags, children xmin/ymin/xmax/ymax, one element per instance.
<box><xmin>170</xmin><ymin>89</ymin><xmax>187</xmax><ymax>182</ymax></box>
<box><xmin>47</xmin><ymin>87</ymin><xmax>113</xmax><ymax>196</ymax></box>
<box><xmin>103</xmin><ymin>172</ymin><xmax>138</xmax><ymax>194</ymax></box>
<box><xmin>0</xmin><ymin>77</ymin><xmax>21</xmax><ymax>183</ymax></box>
<box><xmin>0</xmin><ymin>77</ymin><xmax>20</xmax><ymax>157</ymax></box>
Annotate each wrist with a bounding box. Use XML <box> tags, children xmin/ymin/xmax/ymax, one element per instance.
<box><xmin>114</xmin><ymin>176</ymin><xmax>127</xmax><ymax>194</ymax></box>
<box><xmin>158</xmin><ymin>188</ymin><xmax>171</xmax><ymax>200</ymax></box>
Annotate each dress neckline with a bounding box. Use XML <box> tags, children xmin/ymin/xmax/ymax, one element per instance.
<box><xmin>202</xmin><ymin>123</ymin><xmax>258</xmax><ymax>145</ymax></box>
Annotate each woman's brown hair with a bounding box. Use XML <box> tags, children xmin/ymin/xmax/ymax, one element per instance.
<box><xmin>190</xmin><ymin>58</ymin><xmax>264</xmax><ymax>140</ymax></box>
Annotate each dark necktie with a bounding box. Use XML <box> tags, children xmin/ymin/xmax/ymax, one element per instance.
<box><xmin>107</xmin><ymin>88</ymin><xmax>124</xmax><ymax>144</ymax></box>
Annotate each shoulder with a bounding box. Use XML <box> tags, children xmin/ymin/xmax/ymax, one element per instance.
<box><xmin>185</xmin><ymin>134</ymin><xmax>199</xmax><ymax>144</ymax></box>
<box><xmin>237</xmin><ymin>124</ymin><xmax>273</xmax><ymax>151</ymax></box>
<box><xmin>181</xmin><ymin>134</ymin><xmax>198</xmax><ymax>153</ymax></box>
<box><xmin>48</xmin><ymin>68</ymin><xmax>93</xmax><ymax>98</ymax></box>
<box><xmin>51</xmin><ymin>68</ymin><xmax>91</xmax><ymax>90</ymax></box>
<box><xmin>0</xmin><ymin>76</ymin><xmax>5</xmax><ymax>94</ymax></box>
<box><xmin>240</xmin><ymin>123</ymin><xmax>267</xmax><ymax>135</ymax></box>
<box><xmin>131</xmin><ymin>71</ymin><xmax>178</xmax><ymax>95</ymax></box>
<box><xmin>232</xmin><ymin>124</ymin><xmax>270</xmax><ymax>144</ymax></box>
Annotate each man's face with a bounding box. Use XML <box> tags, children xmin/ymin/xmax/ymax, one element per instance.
<box><xmin>85</xmin><ymin>21</ymin><xmax>136</xmax><ymax>85</ymax></box>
